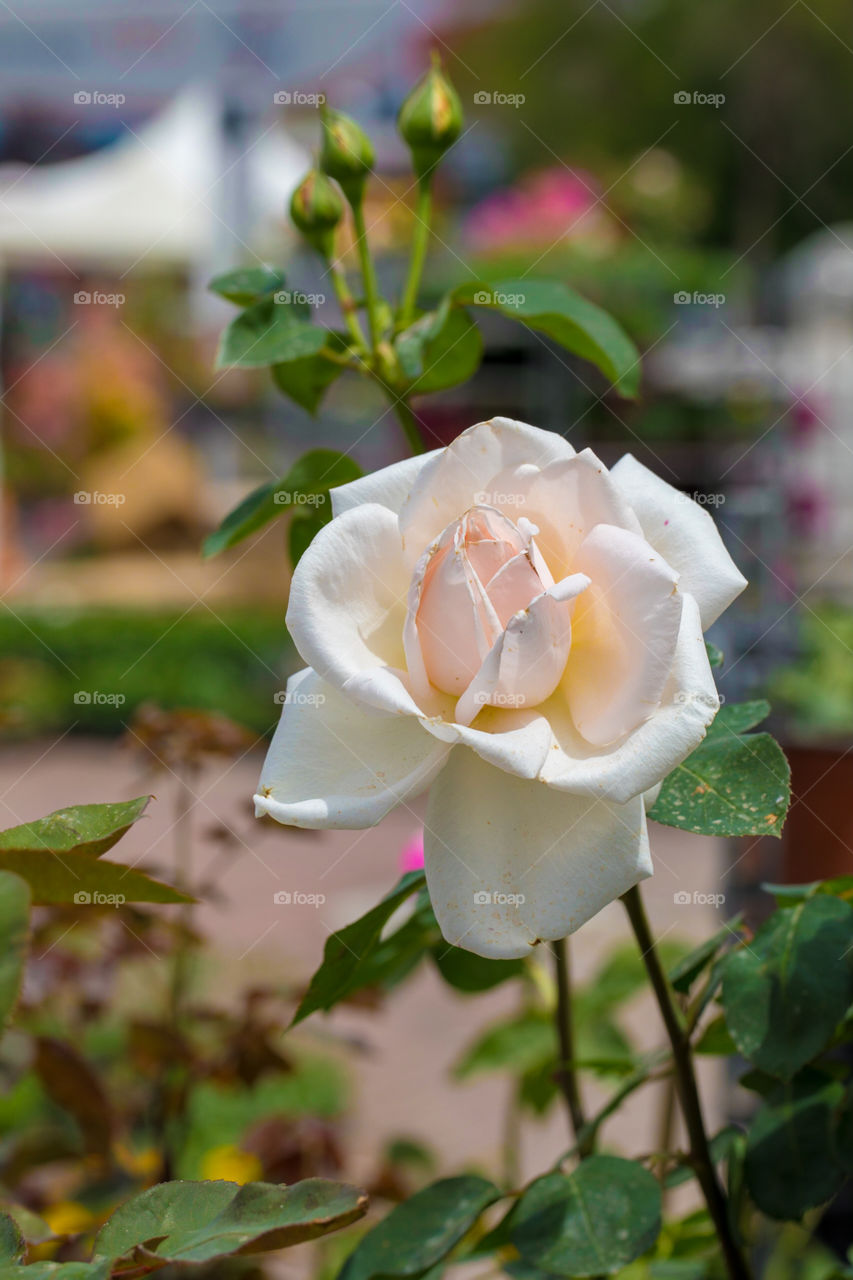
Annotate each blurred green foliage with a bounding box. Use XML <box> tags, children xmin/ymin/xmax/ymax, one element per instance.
<box><xmin>0</xmin><ymin>609</ymin><xmax>294</xmax><ymax>738</ymax></box>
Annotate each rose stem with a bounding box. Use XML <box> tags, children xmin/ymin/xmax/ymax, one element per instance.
<box><xmin>328</xmin><ymin>259</ymin><xmax>368</xmax><ymax>352</ymax></box>
<box><xmin>350</xmin><ymin>201</ymin><xmax>382</xmax><ymax>350</ymax></box>
<box><xmin>621</xmin><ymin>885</ymin><xmax>752</xmax><ymax>1280</ymax></box>
<box><xmin>553</xmin><ymin>936</ymin><xmax>593</xmax><ymax>1156</ymax></box>
<box><xmin>398</xmin><ymin>174</ymin><xmax>433</xmax><ymax>329</ymax></box>
<box><xmin>390</xmin><ymin>396</ymin><xmax>427</xmax><ymax>455</ymax></box>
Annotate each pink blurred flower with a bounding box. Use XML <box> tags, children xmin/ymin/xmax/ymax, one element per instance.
<box><xmin>464</xmin><ymin>168</ymin><xmax>609</xmax><ymax>253</ymax></box>
<box><xmin>400</xmin><ymin>830</ymin><xmax>425</xmax><ymax>873</ymax></box>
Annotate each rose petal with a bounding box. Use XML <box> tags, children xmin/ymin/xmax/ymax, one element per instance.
<box><xmin>610</xmin><ymin>453</ymin><xmax>747</xmax><ymax>629</ymax></box>
<box><xmin>330</xmin><ymin>449</ymin><xmax>441</xmax><ymax>518</ymax></box>
<box><xmin>286</xmin><ymin>502</ymin><xmax>425</xmax><ymax>717</ymax></box>
<box><xmin>541</xmin><ymin>592</ymin><xmax>719</xmax><ymax>803</ymax></box>
<box><xmin>566</xmin><ymin>523</ymin><xmax>683</xmax><ymax>745</ymax></box>
<box><xmin>424</xmin><ymin>747</ymin><xmax>652</xmax><ymax>959</ymax></box>
<box><xmin>420</xmin><ymin>706</ymin><xmax>554</xmax><ymax>780</ymax></box>
<box><xmin>255</xmin><ymin>670</ymin><xmax>449</xmax><ymax>828</ymax></box>
<box><xmin>497</xmin><ymin>449</ymin><xmax>643</xmax><ymax>579</ymax></box>
<box><xmin>399</xmin><ymin>417</ymin><xmax>575</xmax><ymax>567</ymax></box>
<box><xmin>455</xmin><ymin>574</ymin><xmax>590</xmax><ymax>728</ymax></box>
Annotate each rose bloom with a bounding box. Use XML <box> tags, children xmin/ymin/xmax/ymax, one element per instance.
<box><xmin>255</xmin><ymin>419</ymin><xmax>745</xmax><ymax>958</ymax></box>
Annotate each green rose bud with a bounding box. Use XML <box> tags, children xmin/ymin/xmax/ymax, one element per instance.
<box><xmin>319</xmin><ymin>108</ymin><xmax>375</xmax><ymax>206</ymax></box>
<box><xmin>397</xmin><ymin>52</ymin><xmax>463</xmax><ymax>180</ymax></box>
<box><xmin>289</xmin><ymin>169</ymin><xmax>344</xmax><ymax>256</ymax></box>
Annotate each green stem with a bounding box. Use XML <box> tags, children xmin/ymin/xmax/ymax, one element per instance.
<box><xmin>328</xmin><ymin>259</ymin><xmax>368</xmax><ymax>352</ymax></box>
<box><xmin>553</xmin><ymin>937</ymin><xmax>593</xmax><ymax>1157</ymax></box>
<box><xmin>351</xmin><ymin>201</ymin><xmax>382</xmax><ymax>350</ymax></box>
<box><xmin>622</xmin><ymin>886</ymin><xmax>752</xmax><ymax>1280</ymax></box>
<box><xmin>398</xmin><ymin>174</ymin><xmax>433</xmax><ymax>329</ymax></box>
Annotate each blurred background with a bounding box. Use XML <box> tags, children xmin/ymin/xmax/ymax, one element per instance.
<box><xmin>0</xmin><ymin>0</ymin><xmax>852</xmax><ymax>1246</ymax></box>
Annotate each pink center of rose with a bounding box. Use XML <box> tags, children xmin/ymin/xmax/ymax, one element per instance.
<box><xmin>414</xmin><ymin>505</ymin><xmax>561</xmax><ymax>697</ymax></box>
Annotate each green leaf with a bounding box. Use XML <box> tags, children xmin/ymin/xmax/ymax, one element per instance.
<box><xmin>664</xmin><ymin>1126</ymin><xmax>741</xmax><ymax>1188</ymax></box>
<box><xmin>0</xmin><ymin>1212</ymin><xmax>23</xmax><ymax>1264</ymax></box>
<box><xmin>209</xmin><ymin>265</ymin><xmax>287</xmax><ymax>306</ymax></box>
<box><xmin>744</xmin><ymin>1069</ymin><xmax>846</xmax><ymax>1219</ymax></box>
<box><xmin>453</xmin><ymin>278</ymin><xmax>641</xmax><ymax>397</ymax></box>
<box><xmin>706</xmin><ymin>642</ymin><xmax>724</xmax><ymax>668</ymax></box>
<box><xmin>203</xmin><ymin>449</ymin><xmax>363</xmax><ymax>558</ymax></box>
<box><xmin>694</xmin><ymin>1015</ymin><xmax>737</xmax><ymax>1056</ymax></box>
<box><xmin>292</xmin><ymin>873</ymin><xmax>426</xmax><ymax>1025</ymax></box>
<box><xmin>510</xmin><ymin>1157</ymin><xmax>661</xmax><ymax>1275</ymax></box>
<box><xmin>721</xmin><ymin>895</ymin><xmax>853</xmax><ymax>1079</ymax></box>
<box><xmin>272</xmin><ymin>332</ymin><xmax>348</xmax><ymax>414</ymax></box>
<box><xmin>668</xmin><ymin>917</ymin><xmax>743</xmax><ymax>993</ymax></box>
<box><xmin>705</xmin><ymin>699</ymin><xmax>771</xmax><ymax>738</ymax></box>
<box><xmin>0</xmin><ymin>797</ymin><xmax>150</xmax><ymax>858</ymax></box>
<box><xmin>0</xmin><ymin>872</ymin><xmax>29</xmax><ymax>1034</ymax></box>
<box><xmin>216</xmin><ymin>297</ymin><xmax>328</xmax><ymax>368</ymax></box>
<box><xmin>0</xmin><ymin>850</ymin><xmax>190</xmax><ymax>906</ymax></box>
<box><xmin>95</xmin><ymin>1178</ymin><xmax>368</xmax><ymax>1265</ymax></box>
<box><xmin>395</xmin><ymin>302</ymin><xmax>483</xmax><ymax>395</ymax></box>
<box><xmin>340</xmin><ymin>1176</ymin><xmax>500</xmax><ymax>1280</ymax></box>
<box><xmin>454</xmin><ymin>1011</ymin><xmax>556</xmax><ymax>1079</ymax></box>
<box><xmin>430</xmin><ymin>944</ymin><xmax>524</xmax><ymax>993</ymax></box>
<box><xmin>649</xmin><ymin>702</ymin><xmax>790</xmax><ymax>838</ymax></box>
<box><xmin>762</xmin><ymin>875</ymin><xmax>853</xmax><ymax>906</ymax></box>
<box><xmin>0</xmin><ymin>1265</ymin><xmax>111</xmax><ymax>1280</ymax></box>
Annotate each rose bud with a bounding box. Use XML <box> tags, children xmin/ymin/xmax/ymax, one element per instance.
<box><xmin>319</xmin><ymin>108</ymin><xmax>375</xmax><ymax>205</ymax></box>
<box><xmin>289</xmin><ymin>169</ymin><xmax>344</xmax><ymax>257</ymax></box>
<box><xmin>398</xmin><ymin>53</ymin><xmax>463</xmax><ymax>179</ymax></box>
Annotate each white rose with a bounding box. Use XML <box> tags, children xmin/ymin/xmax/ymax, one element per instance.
<box><xmin>255</xmin><ymin>419</ymin><xmax>745</xmax><ymax>959</ymax></box>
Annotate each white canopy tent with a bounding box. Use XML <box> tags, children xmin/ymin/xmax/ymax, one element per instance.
<box><xmin>0</xmin><ymin>88</ymin><xmax>310</xmax><ymax>271</ymax></box>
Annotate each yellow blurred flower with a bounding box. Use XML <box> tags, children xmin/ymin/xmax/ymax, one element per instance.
<box><xmin>200</xmin><ymin>1145</ymin><xmax>262</xmax><ymax>1185</ymax></box>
